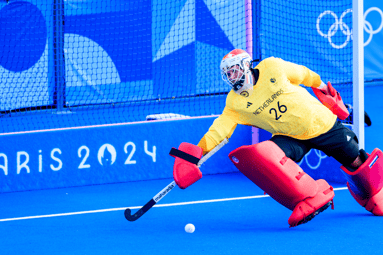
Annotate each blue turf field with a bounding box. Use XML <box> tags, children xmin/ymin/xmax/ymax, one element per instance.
<box><xmin>1</xmin><ymin>173</ymin><xmax>383</xmax><ymax>255</ymax></box>
<box><xmin>1</xmin><ymin>85</ymin><xmax>383</xmax><ymax>254</ymax></box>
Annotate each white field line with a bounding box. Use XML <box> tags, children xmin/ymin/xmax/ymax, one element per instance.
<box><xmin>0</xmin><ymin>187</ymin><xmax>347</xmax><ymax>222</ymax></box>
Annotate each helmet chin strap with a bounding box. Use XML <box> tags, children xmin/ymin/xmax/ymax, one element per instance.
<box><xmin>234</xmin><ymin>72</ymin><xmax>253</xmax><ymax>97</ymax></box>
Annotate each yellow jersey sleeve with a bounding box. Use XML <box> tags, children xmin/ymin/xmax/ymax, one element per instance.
<box><xmin>197</xmin><ymin>107</ymin><xmax>238</xmax><ymax>155</ymax></box>
<box><xmin>274</xmin><ymin>58</ymin><xmax>323</xmax><ymax>88</ymax></box>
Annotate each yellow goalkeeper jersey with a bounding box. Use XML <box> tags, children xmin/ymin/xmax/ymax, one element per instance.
<box><xmin>198</xmin><ymin>57</ymin><xmax>337</xmax><ymax>155</ymax></box>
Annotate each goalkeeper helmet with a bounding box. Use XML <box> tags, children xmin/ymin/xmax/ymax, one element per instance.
<box><xmin>220</xmin><ymin>49</ymin><xmax>254</xmax><ymax>97</ymax></box>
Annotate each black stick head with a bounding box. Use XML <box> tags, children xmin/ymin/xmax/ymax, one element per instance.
<box><xmin>124</xmin><ymin>208</ymin><xmax>144</xmax><ymax>222</ymax></box>
<box><xmin>124</xmin><ymin>208</ymin><xmax>133</xmax><ymax>221</ymax></box>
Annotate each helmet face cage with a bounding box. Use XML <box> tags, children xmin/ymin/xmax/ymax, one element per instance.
<box><xmin>222</xmin><ymin>64</ymin><xmax>245</xmax><ymax>91</ymax></box>
<box><xmin>220</xmin><ymin>52</ymin><xmax>252</xmax><ymax>92</ymax></box>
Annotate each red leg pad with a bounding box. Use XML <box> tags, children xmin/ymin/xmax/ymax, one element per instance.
<box><xmin>173</xmin><ymin>143</ymin><xmax>203</xmax><ymax>189</ymax></box>
<box><xmin>229</xmin><ymin>141</ymin><xmax>319</xmax><ymax>210</ymax></box>
<box><xmin>365</xmin><ymin>188</ymin><xmax>383</xmax><ymax>216</ymax></box>
<box><xmin>288</xmin><ymin>179</ymin><xmax>334</xmax><ymax>227</ymax></box>
<box><xmin>341</xmin><ymin>148</ymin><xmax>383</xmax><ymax>215</ymax></box>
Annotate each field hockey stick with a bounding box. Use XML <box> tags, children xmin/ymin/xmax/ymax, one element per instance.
<box><xmin>124</xmin><ymin>138</ymin><xmax>229</xmax><ymax>222</ymax></box>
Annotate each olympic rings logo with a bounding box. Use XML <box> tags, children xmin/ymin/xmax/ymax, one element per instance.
<box><xmin>364</xmin><ymin>7</ymin><xmax>383</xmax><ymax>46</ymax></box>
<box><xmin>317</xmin><ymin>7</ymin><xmax>383</xmax><ymax>49</ymax></box>
<box><xmin>298</xmin><ymin>149</ymin><xmax>327</xmax><ymax>170</ymax></box>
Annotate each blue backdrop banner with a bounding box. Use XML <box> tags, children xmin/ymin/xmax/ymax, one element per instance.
<box><xmin>0</xmin><ymin>117</ymin><xmax>251</xmax><ymax>193</ymax></box>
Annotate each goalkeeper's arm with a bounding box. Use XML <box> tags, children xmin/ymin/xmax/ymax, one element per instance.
<box><xmin>278</xmin><ymin>58</ymin><xmax>349</xmax><ymax>120</ymax></box>
<box><xmin>197</xmin><ymin>111</ymin><xmax>237</xmax><ymax>155</ymax></box>
<box><xmin>171</xmin><ymin>111</ymin><xmax>236</xmax><ymax>189</ymax></box>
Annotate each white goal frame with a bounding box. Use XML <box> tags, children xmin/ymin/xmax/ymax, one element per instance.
<box><xmin>353</xmin><ymin>0</ymin><xmax>365</xmax><ymax>149</ymax></box>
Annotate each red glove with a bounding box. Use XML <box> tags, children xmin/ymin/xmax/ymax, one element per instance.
<box><xmin>169</xmin><ymin>143</ymin><xmax>203</xmax><ymax>189</ymax></box>
<box><xmin>312</xmin><ymin>81</ymin><xmax>350</xmax><ymax>120</ymax></box>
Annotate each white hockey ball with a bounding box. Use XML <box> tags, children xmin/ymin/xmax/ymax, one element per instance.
<box><xmin>185</xmin><ymin>223</ymin><xmax>195</xmax><ymax>233</ymax></box>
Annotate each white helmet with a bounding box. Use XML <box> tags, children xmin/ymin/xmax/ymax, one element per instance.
<box><xmin>220</xmin><ymin>49</ymin><xmax>254</xmax><ymax>97</ymax></box>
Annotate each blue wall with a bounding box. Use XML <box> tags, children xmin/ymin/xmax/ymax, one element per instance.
<box><xmin>0</xmin><ymin>117</ymin><xmax>252</xmax><ymax>193</ymax></box>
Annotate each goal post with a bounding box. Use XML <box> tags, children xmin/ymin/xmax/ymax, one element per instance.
<box><xmin>353</xmin><ymin>0</ymin><xmax>365</xmax><ymax>149</ymax></box>
<box><xmin>245</xmin><ymin>0</ymin><xmax>260</xmax><ymax>145</ymax></box>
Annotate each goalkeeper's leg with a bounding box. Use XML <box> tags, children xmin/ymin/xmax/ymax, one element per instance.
<box><xmin>341</xmin><ymin>148</ymin><xmax>383</xmax><ymax>215</ymax></box>
<box><xmin>307</xmin><ymin>122</ymin><xmax>383</xmax><ymax>216</ymax></box>
<box><xmin>229</xmin><ymin>141</ymin><xmax>334</xmax><ymax>227</ymax></box>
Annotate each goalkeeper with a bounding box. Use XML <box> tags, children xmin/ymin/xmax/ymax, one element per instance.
<box><xmin>172</xmin><ymin>49</ymin><xmax>383</xmax><ymax>227</ymax></box>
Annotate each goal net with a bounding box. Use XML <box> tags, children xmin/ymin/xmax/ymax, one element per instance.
<box><xmin>0</xmin><ymin>0</ymin><xmax>363</xmax><ymax>145</ymax></box>
<box><xmin>0</xmin><ymin>0</ymin><xmax>248</xmax><ymax>133</ymax></box>
<box><xmin>252</xmin><ymin>0</ymin><xmax>364</xmax><ymax>146</ymax></box>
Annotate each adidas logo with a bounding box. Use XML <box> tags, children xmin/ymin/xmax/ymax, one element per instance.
<box><xmin>247</xmin><ymin>102</ymin><xmax>252</xmax><ymax>108</ymax></box>
<box><xmin>347</xmin><ymin>135</ymin><xmax>351</xmax><ymax>141</ymax></box>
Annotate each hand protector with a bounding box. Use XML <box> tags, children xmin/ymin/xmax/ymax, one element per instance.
<box><xmin>169</xmin><ymin>143</ymin><xmax>203</xmax><ymax>189</ymax></box>
<box><xmin>312</xmin><ymin>81</ymin><xmax>350</xmax><ymax>120</ymax></box>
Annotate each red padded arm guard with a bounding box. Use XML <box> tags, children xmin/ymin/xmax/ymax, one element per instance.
<box><xmin>312</xmin><ymin>81</ymin><xmax>350</xmax><ymax>120</ymax></box>
<box><xmin>170</xmin><ymin>143</ymin><xmax>203</xmax><ymax>189</ymax></box>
